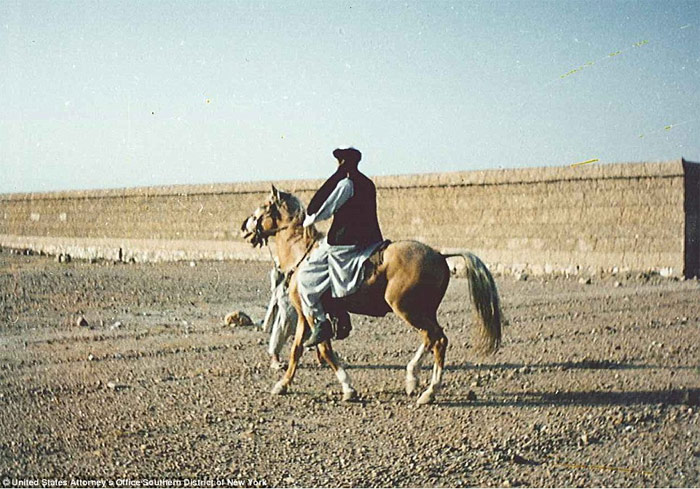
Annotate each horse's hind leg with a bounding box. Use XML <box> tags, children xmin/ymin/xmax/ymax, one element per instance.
<box><xmin>405</xmin><ymin>342</ymin><xmax>426</xmax><ymax>396</ymax></box>
<box><xmin>417</xmin><ymin>329</ymin><xmax>448</xmax><ymax>406</ymax></box>
<box><xmin>317</xmin><ymin>341</ymin><xmax>357</xmax><ymax>401</ymax></box>
<box><xmin>392</xmin><ymin>307</ymin><xmax>448</xmax><ymax>405</ymax></box>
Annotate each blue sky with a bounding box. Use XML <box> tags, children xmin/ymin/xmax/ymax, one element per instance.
<box><xmin>1</xmin><ymin>1</ymin><xmax>699</xmax><ymax>193</ymax></box>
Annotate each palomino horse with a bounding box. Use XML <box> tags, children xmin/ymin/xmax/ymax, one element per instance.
<box><xmin>241</xmin><ymin>186</ymin><xmax>502</xmax><ymax>405</ymax></box>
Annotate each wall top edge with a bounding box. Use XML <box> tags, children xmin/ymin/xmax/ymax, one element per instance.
<box><xmin>1</xmin><ymin>158</ymin><xmax>692</xmax><ymax>201</ymax></box>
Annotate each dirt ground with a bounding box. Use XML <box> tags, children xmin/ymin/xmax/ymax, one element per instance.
<box><xmin>0</xmin><ymin>248</ymin><xmax>698</xmax><ymax>488</ymax></box>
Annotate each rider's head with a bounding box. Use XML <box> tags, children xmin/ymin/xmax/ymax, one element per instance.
<box><xmin>333</xmin><ymin>147</ymin><xmax>361</xmax><ymax>168</ymax></box>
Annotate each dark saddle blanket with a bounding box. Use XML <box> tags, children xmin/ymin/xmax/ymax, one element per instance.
<box><xmin>364</xmin><ymin>239</ymin><xmax>392</xmax><ymax>278</ymax></box>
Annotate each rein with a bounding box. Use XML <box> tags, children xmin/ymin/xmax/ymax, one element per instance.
<box><xmin>249</xmin><ymin>202</ymin><xmax>316</xmax><ymax>285</ymax></box>
<box><xmin>266</xmin><ymin>224</ymin><xmax>290</xmax><ymax>235</ymax></box>
<box><xmin>258</xmin><ymin>216</ymin><xmax>316</xmax><ymax>286</ymax></box>
<box><xmin>283</xmin><ymin>234</ymin><xmax>317</xmax><ymax>287</ymax></box>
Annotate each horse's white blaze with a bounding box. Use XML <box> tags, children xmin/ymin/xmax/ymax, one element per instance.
<box><xmin>244</xmin><ymin>215</ymin><xmax>257</xmax><ymax>233</ymax></box>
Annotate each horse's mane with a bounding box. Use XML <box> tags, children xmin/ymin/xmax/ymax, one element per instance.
<box><xmin>279</xmin><ymin>190</ymin><xmax>325</xmax><ymax>244</ymax></box>
<box><xmin>280</xmin><ymin>191</ymin><xmax>305</xmax><ymax>219</ymax></box>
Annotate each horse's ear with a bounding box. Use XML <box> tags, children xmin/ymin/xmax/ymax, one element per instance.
<box><xmin>271</xmin><ymin>184</ymin><xmax>280</xmax><ymax>202</ymax></box>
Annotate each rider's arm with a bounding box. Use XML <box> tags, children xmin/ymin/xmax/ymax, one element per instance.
<box><xmin>303</xmin><ymin>177</ymin><xmax>354</xmax><ymax>227</ymax></box>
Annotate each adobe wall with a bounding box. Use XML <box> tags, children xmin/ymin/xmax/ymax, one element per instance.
<box><xmin>1</xmin><ymin>159</ymin><xmax>696</xmax><ymax>276</ymax></box>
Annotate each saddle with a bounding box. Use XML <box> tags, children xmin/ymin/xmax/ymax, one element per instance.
<box><xmin>322</xmin><ymin>239</ymin><xmax>392</xmax><ymax>340</ymax></box>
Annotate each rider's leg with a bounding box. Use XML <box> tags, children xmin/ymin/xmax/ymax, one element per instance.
<box><xmin>297</xmin><ymin>246</ymin><xmax>333</xmax><ymax>348</ymax></box>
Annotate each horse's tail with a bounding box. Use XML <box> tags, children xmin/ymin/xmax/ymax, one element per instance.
<box><xmin>443</xmin><ymin>252</ymin><xmax>502</xmax><ymax>355</ymax></box>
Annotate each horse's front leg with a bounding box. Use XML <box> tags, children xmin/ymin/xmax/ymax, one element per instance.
<box><xmin>271</xmin><ymin>315</ymin><xmax>308</xmax><ymax>395</ymax></box>
<box><xmin>317</xmin><ymin>341</ymin><xmax>357</xmax><ymax>401</ymax></box>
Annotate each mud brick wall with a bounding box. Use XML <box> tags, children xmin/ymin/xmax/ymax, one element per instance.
<box><xmin>1</xmin><ymin>159</ymin><xmax>698</xmax><ymax>276</ymax></box>
<box><xmin>374</xmin><ymin>160</ymin><xmax>694</xmax><ymax>277</ymax></box>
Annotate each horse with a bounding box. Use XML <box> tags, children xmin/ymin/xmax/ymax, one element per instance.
<box><xmin>241</xmin><ymin>185</ymin><xmax>502</xmax><ymax>405</ymax></box>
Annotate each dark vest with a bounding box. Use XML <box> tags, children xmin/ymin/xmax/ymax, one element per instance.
<box><xmin>307</xmin><ymin>165</ymin><xmax>383</xmax><ymax>247</ymax></box>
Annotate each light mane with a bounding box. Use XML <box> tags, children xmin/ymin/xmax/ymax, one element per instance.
<box><xmin>277</xmin><ymin>190</ymin><xmax>324</xmax><ymax>245</ymax></box>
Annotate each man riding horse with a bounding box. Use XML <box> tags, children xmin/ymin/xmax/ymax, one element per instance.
<box><xmin>241</xmin><ymin>149</ymin><xmax>501</xmax><ymax>404</ymax></box>
<box><xmin>298</xmin><ymin>147</ymin><xmax>384</xmax><ymax>347</ymax></box>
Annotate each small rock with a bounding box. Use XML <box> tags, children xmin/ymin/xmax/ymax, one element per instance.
<box><xmin>614</xmin><ymin>281</ymin><xmax>622</xmax><ymax>288</ymax></box>
<box><xmin>579</xmin><ymin>277</ymin><xmax>592</xmax><ymax>285</ymax></box>
<box><xmin>224</xmin><ymin>311</ymin><xmax>254</xmax><ymax>327</ymax></box>
<box><xmin>76</xmin><ymin>316</ymin><xmax>89</xmax><ymax>327</ymax></box>
<box><xmin>580</xmin><ymin>433</ymin><xmax>589</xmax><ymax>445</ymax></box>
<box><xmin>88</xmin><ymin>353</ymin><xmax>95</xmax><ymax>361</ymax></box>
<box><xmin>106</xmin><ymin>381</ymin><xmax>117</xmax><ymax>390</ymax></box>
<box><xmin>110</xmin><ymin>321</ymin><xmax>122</xmax><ymax>330</ymax></box>
<box><xmin>240</xmin><ymin>429</ymin><xmax>255</xmax><ymax>441</ymax></box>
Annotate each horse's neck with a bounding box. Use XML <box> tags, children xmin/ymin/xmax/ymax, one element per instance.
<box><xmin>274</xmin><ymin>223</ymin><xmax>318</xmax><ymax>271</ymax></box>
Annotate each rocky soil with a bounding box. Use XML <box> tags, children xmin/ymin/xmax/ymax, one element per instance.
<box><xmin>0</xmin><ymin>249</ymin><xmax>698</xmax><ymax>487</ymax></box>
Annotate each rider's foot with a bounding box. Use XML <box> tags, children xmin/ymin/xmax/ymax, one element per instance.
<box><xmin>303</xmin><ymin>320</ymin><xmax>333</xmax><ymax>348</ymax></box>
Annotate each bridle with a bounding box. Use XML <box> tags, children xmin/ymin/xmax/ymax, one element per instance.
<box><xmin>241</xmin><ymin>199</ymin><xmax>317</xmax><ymax>284</ymax></box>
<box><xmin>240</xmin><ymin>201</ymin><xmax>289</xmax><ymax>248</ymax></box>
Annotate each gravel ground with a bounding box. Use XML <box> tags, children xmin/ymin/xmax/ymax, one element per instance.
<box><xmin>0</xmin><ymin>248</ymin><xmax>699</xmax><ymax>488</ymax></box>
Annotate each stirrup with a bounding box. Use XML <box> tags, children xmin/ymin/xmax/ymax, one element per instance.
<box><xmin>328</xmin><ymin>311</ymin><xmax>352</xmax><ymax>341</ymax></box>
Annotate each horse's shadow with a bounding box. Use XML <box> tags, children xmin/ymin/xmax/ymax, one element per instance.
<box><xmin>441</xmin><ymin>388</ymin><xmax>699</xmax><ymax>408</ymax></box>
<box><xmin>345</xmin><ymin>360</ymin><xmax>700</xmax><ymax>408</ymax></box>
<box><xmin>350</xmin><ymin>359</ymin><xmax>698</xmax><ymax>372</ymax></box>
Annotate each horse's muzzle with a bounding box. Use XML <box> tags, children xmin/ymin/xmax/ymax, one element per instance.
<box><xmin>240</xmin><ymin>216</ymin><xmax>257</xmax><ymax>243</ymax></box>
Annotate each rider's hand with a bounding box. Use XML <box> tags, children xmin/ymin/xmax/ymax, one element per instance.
<box><xmin>302</xmin><ymin>213</ymin><xmax>315</xmax><ymax>228</ymax></box>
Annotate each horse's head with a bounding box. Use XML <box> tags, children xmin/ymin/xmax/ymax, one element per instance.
<box><xmin>240</xmin><ymin>185</ymin><xmax>305</xmax><ymax>247</ymax></box>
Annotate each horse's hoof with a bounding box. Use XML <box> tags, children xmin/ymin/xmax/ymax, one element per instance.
<box><xmin>271</xmin><ymin>382</ymin><xmax>288</xmax><ymax>395</ymax></box>
<box><xmin>416</xmin><ymin>390</ymin><xmax>434</xmax><ymax>406</ymax></box>
<box><xmin>405</xmin><ymin>378</ymin><xmax>419</xmax><ymax>396</ymax></box>
<box><xmin>342</xmin><ymin>389</ymin><xmax>357</xmax><ymax>402</ymax></box>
